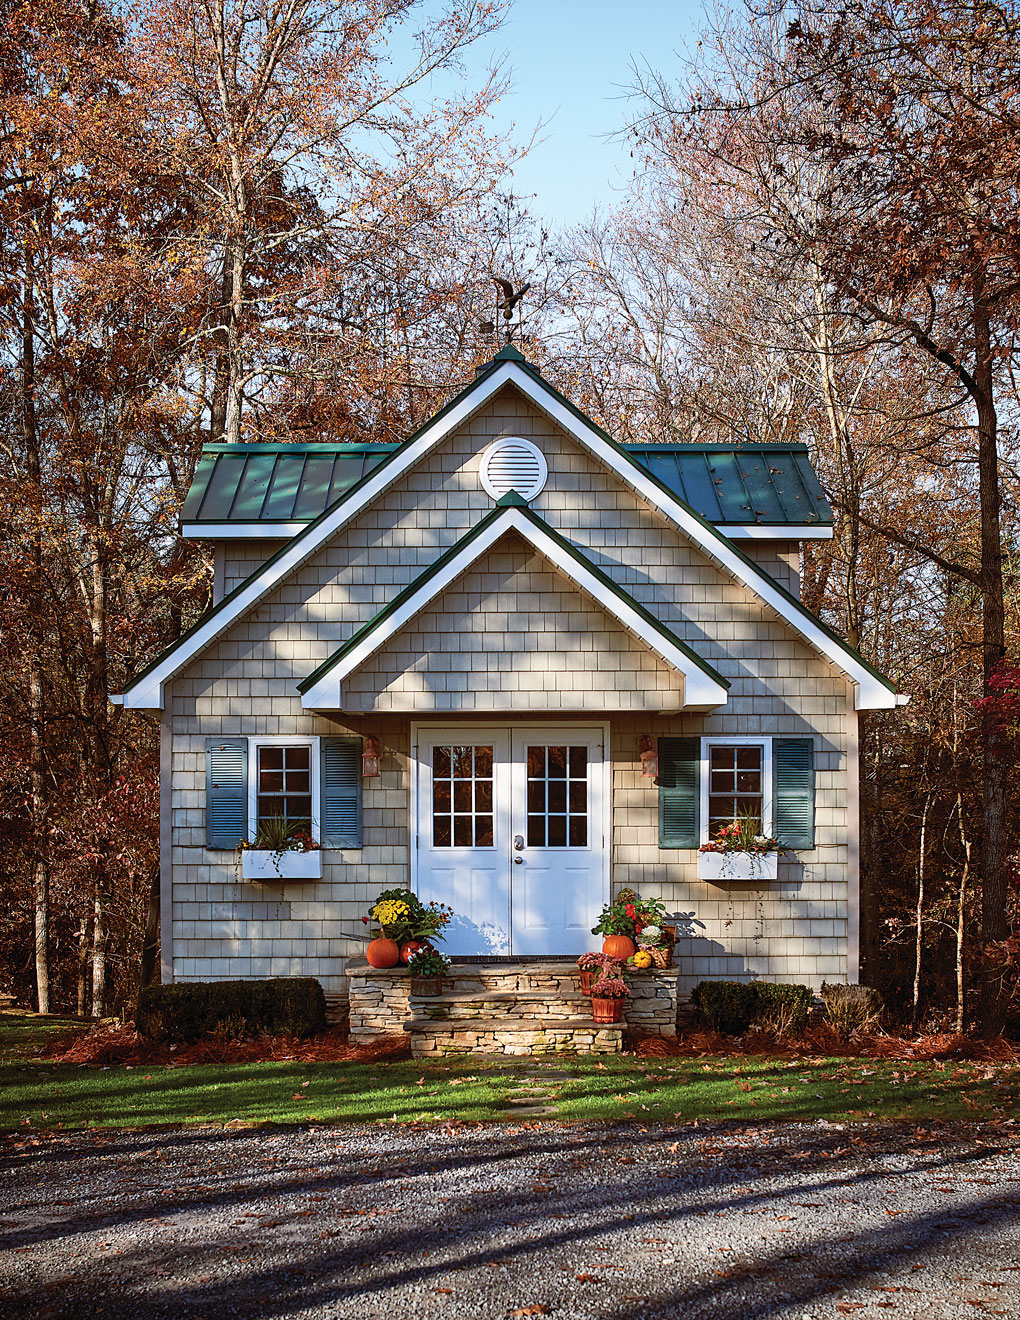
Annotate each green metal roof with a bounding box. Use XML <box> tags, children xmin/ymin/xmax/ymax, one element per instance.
<box><xmin>181</xmin><ymin>437</ymin><xmax>831</xmax><ymax>531</ymax></box>
<box><xmin>625</xmin><ymin>444</ymin><xmax>832</xmax><ymax>527</ymax></box>
<box><xmin>180</xmin><ymin>443</ymin><xmax>399</xmax><ymax>527</ymax></box>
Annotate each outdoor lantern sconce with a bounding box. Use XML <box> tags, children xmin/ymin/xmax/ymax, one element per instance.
<box><xmin>362</xmin><ymin>736</ymin><xmax>381</xmax><ymax>778</ymax></box>
<box><xmin>639</xmin><ymin>735</ymin><xmax>658</xmax><ymax>779</ymax></box>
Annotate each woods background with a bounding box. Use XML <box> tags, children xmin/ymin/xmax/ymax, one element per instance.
<box><xmin>2</xmin><ymin>0</ymin><xmax>1018</xmax><ymax>1033</ymax></box>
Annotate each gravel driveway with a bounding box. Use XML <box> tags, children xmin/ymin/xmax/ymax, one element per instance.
<box><xmin>2</xmin><ymin>1120</ymin><xmax>1019</xmax><ymax>1319</ymax></box>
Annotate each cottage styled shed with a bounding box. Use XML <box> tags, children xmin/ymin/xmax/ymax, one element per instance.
<box><xmin>113</xmin><ymin>346</ymin><xmax>903</xmax><ymax>1049</ymax></box>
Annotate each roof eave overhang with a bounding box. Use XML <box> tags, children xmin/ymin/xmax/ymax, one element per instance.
<box><xmin>182</xmin><ymin>519</ymin><xmax>835</xmax><ymax>541</ymax></box>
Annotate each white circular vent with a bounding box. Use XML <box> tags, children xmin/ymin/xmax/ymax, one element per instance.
<box><xmin>479</xmin><ymin>437</ymin><xmax>548</xmax><ymax>502</ymax></box>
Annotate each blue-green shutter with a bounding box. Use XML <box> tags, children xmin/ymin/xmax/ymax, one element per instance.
<box><xmin>773</xmin><ymin>737</ymin><xmax>815</xmax><ymax>849</ymax></box>
<box><xmin>320</xmin><ymin>737</ymin><xmax>362</xmax><ymax>848</ymax></box>
<box><xmin>206</xmin><ymin>738</ymin><xmax>248</xmax><ymax>849</ymax></box>
<box><xmin>658</xmin><ymin>736</ymin><xmax>700</xmax><ymax>848</ymax></box>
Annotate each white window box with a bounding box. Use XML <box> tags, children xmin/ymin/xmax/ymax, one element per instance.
<box><xmin>242</xmin><ymin>849</ymin><xmax>323</xmax><ymax>882</ymax></box>
<box><xmin>698</xmin><ymin>849</ymin><xmax>778</xmax><ymax>882</ymax></box>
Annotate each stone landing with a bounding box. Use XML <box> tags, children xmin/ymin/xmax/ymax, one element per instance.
<box><xmin>346</xmin><ymin>958</ymin><xmax>678</xmax><ymax>1057</ymax></box>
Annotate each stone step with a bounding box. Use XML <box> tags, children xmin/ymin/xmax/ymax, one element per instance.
<box><xmin>413</xmin><ymin>989</ymin><xmax>589</xmax><ymax>1002</ymax></box>
<box><xmin>404</xmin><ymin>1015</ymin><xmax>625</xmax><ymax>1057</ymax></box>
<box><xmin>405</xmin><ymin>1015</ymin><xmax>621</xmax><ymax>1031</ymax></box>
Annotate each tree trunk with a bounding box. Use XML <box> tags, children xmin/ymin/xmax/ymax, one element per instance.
<box><xmin>91</xmin><ymin>886</ymin><xmax>107</xmax><ymax>1018</ymax></box>
<box><xmin>138</xmin><ymin>863</ymin><xmax>161</xmax><ymax>995</ymax></box>
<box><xmin>23</xmin><ymin>251</ymin><xmax>50</xmax><ymax>1015</ymax></box>
<box><xmin>77</xmin><ymin>914</ymin><xmax>89</xmax><ymax>1017</ymax></box>
<box><xmin>912</xmin><ymin>794</ymin><xmax>930</xmax><ymax>1030</ymax></box>
<box><xmin>955</xmin><ymin>792</ymin><xmax>972</xmax><ymax>1035</ymax></box>
<box><xmin>973</xmin><ymin>279</ymin><xmax>1011</xmax><ymax>1037</ymax></box>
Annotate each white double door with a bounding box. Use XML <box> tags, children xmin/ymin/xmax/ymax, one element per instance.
<box><xmin>413</xmin><ymin>725</ymin><xmax>608</xmax><ymax>956</ymax></box>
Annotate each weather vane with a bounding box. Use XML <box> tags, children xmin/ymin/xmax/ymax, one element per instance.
<box><xmin>480</xmin><ymin>275</ymin><xmax>531</xmax><ymax>345</ymax></box>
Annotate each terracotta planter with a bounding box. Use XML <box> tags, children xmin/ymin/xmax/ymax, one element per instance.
<box><xmin>410</xmin><ymin>976</ymin><xmax>443</xmax><ymax>996</ymax></box>
<box><xmin>591</xmin><ymin>996</ymin><xmax>624</xmax><ymax>1024</ymax></box>
<box><xmin>366</xmin><ymin>937</ymin><xmax>400</xmax><ymax>968</ymax></box>
<box><xmin>602</xmin><ymin>934</ymin><xmax>635</xmax><ymax>961</ymax></box>
<box><xmin>578</xmin><ymin>968</ymin><xmax>599</xmax><ymax>995</ymax></box>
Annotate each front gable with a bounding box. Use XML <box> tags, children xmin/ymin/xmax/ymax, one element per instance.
<box><xmin>298</xmin><ymin>507</ymin><xmax>728</xmax><ymax>713</ymax></box>
<box><xmin>114</xmin><ymin>348</ymin><xmax>902</xmax><ymax>712</ymax></box>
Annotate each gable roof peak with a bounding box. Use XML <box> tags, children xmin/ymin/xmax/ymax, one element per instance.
<box><xmin>492</xmin><ymin>343</ymin><xmax>527</xmax><ymax>363</ymax></box>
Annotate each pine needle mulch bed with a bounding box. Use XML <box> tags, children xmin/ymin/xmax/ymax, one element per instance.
<box><xmin>2</xmin><ymin>1014</ymin><xmax>1018</xmax><ymax>1133</ymax></box>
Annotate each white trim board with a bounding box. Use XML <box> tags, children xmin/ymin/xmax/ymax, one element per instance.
<box><xmin>113</xmin><ymin>360</ymin><xmax>902</xmax><ymax>710</ymax></box>
<box><xmin>184</xmin><ymin>519</ymin><xmax>834</xmax><ymax>542</ymax></box>
<box><xmin>299</xmin><ymin>507</ymin><xmax>729</xmax><ymax>711</ymax></box>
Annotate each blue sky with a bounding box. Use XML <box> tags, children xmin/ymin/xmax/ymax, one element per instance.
<box><xmin>483</xmin><ymin>0</ymin><xmax>702</xmax><ymax>228</ymax></box>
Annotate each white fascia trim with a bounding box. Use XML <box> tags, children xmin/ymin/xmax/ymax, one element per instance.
<box><xmin>300</xmin><ymin>507</ymin><xmax>729</xmax><ymax>711</ymax></box>
<box><xmin>721</xmin><ymin>524</ymin><xmax>833</xmax><ymax>541</ymax></box>
<box><xmin>500</xmin><ymin>367</ymin><xmax>898</xmax><ymax>710</ymax></box>
<box><xmin>183</xmin><ymin>520</ymin><xmax>834</xmax><ymax>542</ymax></box>
<box><xmin>182</xmin><ymin>522</ymin><xmax>303</xmax><ymax>539</ymax></box>
<box><xmin>115</xmin><ymin>364</ymin><xmax>520</xmax><ymax>709</ymax></box>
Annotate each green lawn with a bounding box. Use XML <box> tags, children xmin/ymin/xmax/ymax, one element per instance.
<box><xmin>2</xmin><ymin>1015</ymin><xmax>1017</xmax><ymax>1131</ymax></box>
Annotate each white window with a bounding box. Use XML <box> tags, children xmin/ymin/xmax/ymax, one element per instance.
<box><xmin>248</xmin><ymin>737</ymin><xmax>320</xmax><ymax>842</ymax></box>
<box><xmin>700</xmin><ymin>737</ymin><xmax>772</xmax><ymax>843</ymax></box>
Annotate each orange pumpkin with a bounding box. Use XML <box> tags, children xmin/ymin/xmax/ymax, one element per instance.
<box><xmin>602</xmin><ymin>934</ymin><xmax>635</xmax><ymax>961</ymax></box>
<box><xmin>366</xmin><ymin>937</ymin><xmax>400</xmax><ymax>968</ymax></box>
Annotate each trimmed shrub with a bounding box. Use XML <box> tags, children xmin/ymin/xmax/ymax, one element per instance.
<box><xmin>692</xmin><ymin>980</ymin><xmax>758</xmax><ymax>1034</ymax></box>
<box><xmin>821</xmin><ymin>982</ymin><xmax>884</xmax><ymax>1039</ymax></box>
<box><xmin>693</xmin><ymin>979</ymin><xmax>813</xmax><ymax>1037</ymax></box>
<box><xmin>136</xmin><ymin>978</ymin><xmax>326</xmax><ymax>1043</ymax></box>
<box><xmin>750</xmin><ymin>982</ymin><xmax>813</xmax><ymax>1037</ymax></box>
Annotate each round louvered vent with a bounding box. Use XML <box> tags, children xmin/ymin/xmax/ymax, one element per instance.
<box><xmin>479</xmin><ymin>437</ymin><xmax>548</xmax><ymax>502</ymax></box>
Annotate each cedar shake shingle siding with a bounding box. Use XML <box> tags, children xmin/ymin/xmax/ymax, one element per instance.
<box><xmin>168</xmin><ymin>387</ymin><xmax>852</xmax><ymax>993</ymax></box>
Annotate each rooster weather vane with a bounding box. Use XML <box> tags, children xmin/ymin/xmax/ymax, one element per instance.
<box><xmin>481</xmin><ymin>276</ymin><xmax>531</xmax><ymax>345</ymax></box>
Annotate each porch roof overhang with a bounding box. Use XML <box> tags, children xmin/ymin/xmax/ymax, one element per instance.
<box><xmin>296</xmin><ymin>496</ymin><xmax>730</xmax><ymax>712</ymax></box>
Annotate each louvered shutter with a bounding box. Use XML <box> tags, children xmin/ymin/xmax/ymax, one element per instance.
<box><xmin>320</xmin><ymin>737</ymin><xmax>362</xmax><ymax>848</ymax></box>
<box><xmin>658</xmin><ymin>736</ymin><xmax>700</xmax><ymax>848</ymax></box>
<box><xmin>773</xmin><ymin>738</ymin><xmax>815</xmax><ymax>849</ymax></box>
<box><xmin>206</xmin><ymin>738</ymin><xmax>248</xmax><ymax>849</ymax></box>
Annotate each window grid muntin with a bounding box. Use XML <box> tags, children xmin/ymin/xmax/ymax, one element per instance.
<box><xmin>526</xmin><ymin>744</ymin><xmax>588</xmax><ymax>848</ymax></box>
<box><xmin>708</xmin><ymin>744</ymin><xmax>763</xmax><ymax>833</ymax></box>
<box><xmin>256</xmin><ymin>744</ymin><xmax>312</xmax><ymax>829</ymax></box>
<box><xmin>432</xmin><ymin>744</ymin><xmax>494</xmax><ymax>848</ymax></box>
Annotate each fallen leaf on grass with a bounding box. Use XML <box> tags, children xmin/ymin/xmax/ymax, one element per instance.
<box><xmin>509</xmin><ymin>1306</ymin><xmax>550</xmax><ymax>1316</ymax></box>
<box><xmin>575</xmin><ymin>1273</ymin><xmax>601</xmax><ymax>1283</ymax></box>
<box><xmin>433</xmin><ymin>1288</ymin><xmax>454</xmax><ymax>1295</ymax></box>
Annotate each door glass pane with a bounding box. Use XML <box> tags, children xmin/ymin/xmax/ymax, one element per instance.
<box><xmin>526</xmin><ymin>743</ymin><xmax>588</xmax><ymax>849</ymax></box>
<box><xmin>431</xmin><ymin>744</ymin><xmax>494</xmax><ymax>848</ymax></box>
